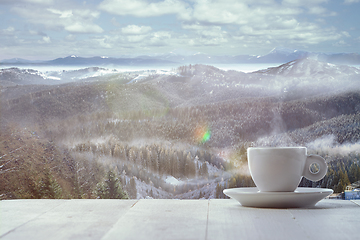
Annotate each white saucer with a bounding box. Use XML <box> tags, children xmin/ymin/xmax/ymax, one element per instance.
<box><xmin>223</xmin><ymin>187</ymin><xmax>333</xmax><ymax>208</ymax></box>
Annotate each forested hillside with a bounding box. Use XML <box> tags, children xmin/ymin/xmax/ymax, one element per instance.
<box><xmin>1</xmin><ymin>59</ymin><xmax>360</xmax><ymax>199</ymax></box>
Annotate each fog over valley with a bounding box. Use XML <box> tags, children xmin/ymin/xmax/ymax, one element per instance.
<box><xmin>1</xmin><ymin>56</ymin><xmax>360</xmax><ymax>200</ymax></box>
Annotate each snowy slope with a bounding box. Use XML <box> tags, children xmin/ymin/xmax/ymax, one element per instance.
<box><xmin>254</xmin><ymin>57</ymin><xmax>360</xmax><ymax>77</ymax></box>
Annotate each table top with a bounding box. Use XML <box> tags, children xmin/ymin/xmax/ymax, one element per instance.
<box><xmin>1</xmin><ymin>199</ymin><xmax>359</xmax><ymax>240</ymax></box>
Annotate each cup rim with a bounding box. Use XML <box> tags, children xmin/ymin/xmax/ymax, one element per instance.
<box><xmin>248</xmin><ymin>146</ymin><xmax>306</xmax><ymax>150</ymax></box>
<box><xmin>247</xmin><ymin>147</ymin><xmax>307</xmax><ymax>150</ymax></box>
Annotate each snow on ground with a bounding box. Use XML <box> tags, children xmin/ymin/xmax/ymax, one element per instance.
<box><xmin>133</xmin><ymin>177</ymin><xmax>172</xmax><ymax>199</ymax></box>
<box><xmin>173</xmin><ymin>181</ymin><xmax>219</xmax><ymax>199</ymax></box>
<box><xmin>127</xmin><ymin>69</ymin><xmax>180</xmax><ymax>84</ymax></box>
<box><xmin>77</xmin><ymin>69</ymin><xmax>119</xmax><ymax>79</ymax></box>
<box><xmin>44</xmin><ymin>75</ymin><xmax>61</xmax><ymax>81</ymax></box>
<box><xmin>165</xmin><ymin>176</ymin><xmax>183</xmax><ymax>186</ymax></box>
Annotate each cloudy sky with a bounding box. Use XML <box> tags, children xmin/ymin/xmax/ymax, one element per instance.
<box><xmin>1</xmin><ymin>0</ymin><xmax>359</xmax><ymax>60</ymax></box>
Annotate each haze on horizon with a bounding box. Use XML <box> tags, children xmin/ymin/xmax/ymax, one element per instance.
<box><xmin>1</xmin><ymin>0</ymin><xmax>360</xmax><ymax>61</ymax></box>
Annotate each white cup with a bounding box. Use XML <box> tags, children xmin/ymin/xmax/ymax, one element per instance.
<box><xmin>248</xmin><ymin>147</ymin><xmax>328</xmax><ymax>192</ymax></box>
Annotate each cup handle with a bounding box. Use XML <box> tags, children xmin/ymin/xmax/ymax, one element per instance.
<box><xmin>303</xmin><ymin>155</ymin><xmax>328</xmax><ymax>182</ymax></box>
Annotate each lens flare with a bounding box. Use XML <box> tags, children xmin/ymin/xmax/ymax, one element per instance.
<box><xmin>194</xmin><ymin>125</ymin><xmax>211</xmax><ymax>144</ymax></box>
<box><xmin>202</xmin><ymin>129</ymin><xmax>211</xmax><ymax>142</ymax></box>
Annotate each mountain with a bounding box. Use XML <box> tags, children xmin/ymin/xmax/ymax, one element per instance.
<box><xmin>253</xmin><ymin>57</ymin><xmax>360</xmax><ymax>77</ymax></box>
<box><xmin>0</xmin><ymin>66</ymin><xmax>176</xmax><ymax>87</ymax></box>
<box><xmin>1</xmin><ymin>47</ymin><xmax>360</xmax><ymax>66</ymax></box>
<box><xmin>45</xmin><ymin>55</ymin><xmax>176</xmax><ymax>66</ymax></box>
<box><xmin>1</xmin><ymin>57</ymin><xmax>360</xmax><ymax>200</ymax></box>
<box><xmin>149</xmin><ymin>52</ymin><xmax>253</xmax><ymax>64</ymax></box>
<box><xmin>0</xmin><ymin>55</ymin><xmax>176</xmax><ymax>67</ymax></box>
<box><xmin>0</xmin><ymin>67</ymin><xmax>113</xmax><ymax>86</ymax></box>
<box><xmin>0</xmin><ymin>68</ymin><xmax>54</xmax><ymax>86</ymax></box>
<box><xmin>251</xmin><ymin>57</ymin><xmax>360</xmax><ymax>99</ymax></box>
<box><xmin>253</xmin><ymin>47</ymin><xmax>360</xmax><ymax>64</ymax></box>
<box><xmin>252</xmin><ymin>47</ymin><xmax>309</xmax><ymax>63</ymax></box>
<box><xmin>2</xmin><ymin>58</ymin><xmax>359</xmax><ymax>98</ymax></box>
<box><xmin>316</xmin><ymin>52</ymin><xmax>360</xmax><ymax>65</ymax></box>
<box><xmin>0</xmin><ymin>58</ymin><xmax>43</xmax><ymax>64</ymax></box>
<box><xmin>152</xmin><ymin>47</ymin><xmax>360</xmax><ymax>64</ymax></box>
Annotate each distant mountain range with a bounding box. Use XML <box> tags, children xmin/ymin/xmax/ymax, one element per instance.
<box><xmin>1</xmin><ymin>47</ymin><xmax>360</xmax><ymax>66</ymax></box>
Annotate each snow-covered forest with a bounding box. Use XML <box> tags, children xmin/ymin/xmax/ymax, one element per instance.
<box><xmin>1</xmin><ymin>58</ymin><xmax>360</xmax><ymax>199</ymax></box>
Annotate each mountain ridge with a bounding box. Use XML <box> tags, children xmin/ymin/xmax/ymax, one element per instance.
<box><xmin>253</xmin><ymin>57</ymin><xmax>360</xmax><ymax>77</ymax></box>
<box><xmin>1</xmin><ymin>47</ymin><xmax>360</xmax><ymax>66</ymax></box>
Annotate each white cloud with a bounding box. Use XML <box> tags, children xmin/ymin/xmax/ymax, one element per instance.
<box><xmin>308</xmin><ymin>6</ymin><xmax>327</xmax><ymax>15</ymax></box>
<box><xmin>282</xmin><ymin>0</ymin><xmax>328</xmax><ymax>6</ymax></box>
<box><xmin>28</xmin><ymin>29</ymin><xmax>47</xmax><ymax>36</ymax></box>
<box><xmin>334</xmin><ymin>40</ymin><xmax>350</xmax><ymax>47</ymax></box>
<box><xmin>2</xmin><ymin>26</ymin><xmax>15</xmax><ymax>35</ymax></box>
<box><xmin>308</xmin><ymin>6</ymin><xmax>336</xmax><ymax>16</ymax></box>
<box><xmin>178</xmin><ymin>0</ymin><xmax>340</xmax><ymax>47</ymax></box>
<box><xmin>148</xmin><ymin>31</ymin><xmax>171</xmax><ymax>46</ymax></box>
<box><xmin>2</xmin><ymin>0</ymin><xmax>356</xmax><ymax>58</ymax></box>
<box><xmin>87</xmin><ymin>29</ymin><xmax>174</xmax><ymax>50</ymax></box>
<box><xmin>342</xmin><ymin>31</ymin><xmax>351</xmax><ymax>37</ymax></box>
<box><xmin>43</xmin><ymin>36</ymin><xmax>51</xmax><ymax>43</ymax></box>
<box><xmin>121</xmin><ymin>25</ymin><xmax>152</xmax><ymax>35</ymax></box>
<box><xmin>25</xmin><ymin>0</ymin><xmax>54</xmax><ymax>5</ymax></box>
<box><xmin>65</xmin><ymin>34</ymin><xmax>76</xmax><ymax>41</ymax></box>
<box><xmin>95</xmin><ymin>0</ymin><xmax>343</xmax><ymax>52</ymax></box>
<box><xmin>47</xmin><ymin>8</ymin><xmax>73</xmax><ymax>18</ymax></box>
<box><xmin>180</xmin><ymin>0</ymin><xmax>301</xmax><ymax>28</ymax></box>
<box><xmin>190</xmin><ymin>1</ymin><xmax>243</xmax><ymax>24</ymax></box>
<box><xmin>65</xmin><ymin>22</ymin><xmax>103</xmax><ymax>34</ymax></box>
<box><xmin>95</xmin><ymin>36</ymin><xmax>112</xmax><ymax>48</ymax></box>
<box><xmin>186</xmin><ymin>0</ymin><xmax>335</xmax><ymax>26</ymax></box>
<box><xmin>282</xmin><ymin>0</ymin><xmax>336</xmax><ymax>16</ymax></box>
<box><xmin>0</xmin><ymin>0</ymin><xmax>54</xmax><ymax>4</ymax></box>
<box><xmin>344</xmin><ymin>0</ymin><xmax>360</xmax><ymax>4</ymax></box>
<box><xmin>98</xmin><ymin>0</ymin><xmax>191</xmax><ymax>18</ymax></box>
<box><xmin>234</xmin><ymin>19</ymin><xmax>341</xmax><ymax>47</ymax></box>
<box><xmin>12</xmin><ymin>5</ymin><xmax>103</xmax><ymax>34</ymax></box>
<box><xmin>97</xmin><ymin>0</ymin><xmax>346</xmax><ymax>50</ymax></box>
<box><xmin>38</xmin><ymin>36</ymin><xmax>51</xmax><ymax>44</ymax></box>
<box><xmin>126</xmin><ymin>34</ymin><xmax>148</xmax><ymax>43</ymax></box>
<box><xmin>182</xmin><ymin>24</ymin><xmax>228</xmax><ymax>46</ymax></box>
<box><xmin>48</xmin><ymin>8</ymin><xmax>103</xmax><ymax>33</ymax></box>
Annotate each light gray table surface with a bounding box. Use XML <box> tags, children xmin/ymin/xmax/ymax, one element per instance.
<box><xmin>1</xmin><ymin>199</ymin><xmax>359</xmax><ymax>240</ymax></box>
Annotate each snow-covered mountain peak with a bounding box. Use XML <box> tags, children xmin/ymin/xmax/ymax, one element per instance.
<box><xmin>254</xmin><ymin>57</ymin><xmax>360</xmax><ymax>77</ymax></box>
<box><xmin>268</xmin><ymin>46</ymin><xmax>299</xmax><ymax>56</ymax></box>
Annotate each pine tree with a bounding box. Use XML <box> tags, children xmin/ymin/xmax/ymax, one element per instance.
<box><xmin>171</xmin><ymin>151</ymin><xmax>180</xmax><ymax>177</ymax></box>
<box><xmin>228</xmin><ymin>177</ymin><xmax>236</xmax><ymax>189</ymax></box>
<box><xmin>349</xmin><ymin>162</ymin><xmax>360</xmax><ymax>183</ymax></box>
<box><xmin>159</xmin><ymin>149</ymin><xmax>166</xmax><ymax>175</ymax></box>
<box><xmin>26</xmin><ymin>174</ymin><xmax>42</xmax><ymax>199</ymax></box>
<box><xmin>113</xmin><ymin>144</ymin><xmax>121</xmax><ymax>158</ymax></box>
<box><xmin>138</xmin><ymin>150</ymin><xmax>145</xmax><ymax>168</ymax></box>
<box><xmin>215</xmin><ymin>183</ymin><xmax>222</xmax><ymax>199</ymax></box>
<box><xmin>113</xmin><ymin>144</ymin><xmax>127</xmax><ymax>161</ymax></box>
<box><xmin>39</xmin><ymin>169</ymin><xmax>62</xmax><ymax>199</ymax></box>
<box><xmin>185</xmin><ymin>153</ymin><xmax>196</xmax><ymax>177</ymax></box>
<box><xmin>128</xmin><ymin>147</ymin><xmax>136</xmax><ymax>163</ymax></box>
<box><xmin>150</xmin><ymin>149</ymin><xmax>159</xmax><ymax>173</ymax></box>
<box><xmin>96</xmin><ymin>170</ymin><xmax>128</xmax><ymax>199</ymax></box>
<box><xmin>200</xmin><ymin>162</ymin><xmax>209</xmax><ymax>178</ymax></box>
<box><xmin>127</xmin><ymin>177</ymin><xmax>137</xmax><ymax>199</ymax></box>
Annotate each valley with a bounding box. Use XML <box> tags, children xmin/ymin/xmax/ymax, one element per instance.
<box><xmin>1</xmin><ymin>58</ymin><xmax>360</xmax><ymax>199</ymax></box>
